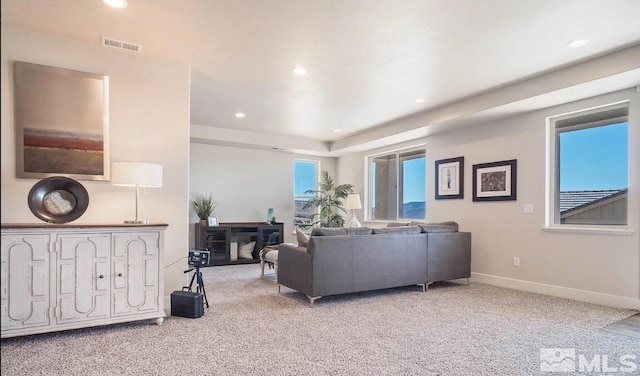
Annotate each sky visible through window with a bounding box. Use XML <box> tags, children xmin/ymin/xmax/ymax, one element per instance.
<box><xmin>403</xmin><ymin>157</ymin><xmax>426</xmax><ymax>203</ymax></box>
<box><xmin>559</xmin><ymin>122</ymin><xmax>628</xmax><ymax>191</ymax></box>
<box><xmin>294</xmin><ymin>161</ymin><xmax>317</xmax><ymax>195</ymax></box>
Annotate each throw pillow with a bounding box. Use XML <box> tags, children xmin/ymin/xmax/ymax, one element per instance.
<box><xmin>296</xmin><ymin>229</ymin><xmax>310</xmax><ymax>247</ymax></box>
<box><xmin>238</xmin><ymin>241</ymin><xmax>256</xmax><ymax>259</ymax></box>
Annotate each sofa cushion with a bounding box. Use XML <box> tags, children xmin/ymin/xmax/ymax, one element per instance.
<box><xmin>311</xmin><ymin>228</ymin><xmax>348</xmax><ymax>236</ymax></box>
<box><xmin>345</xmin><ymin>227</ymin><xmax>373</xmax><ymax>235</ymax></box>
<box><xmin>410</xmin><ymin>221</ymin><xmax>459</xmax><ymax>232</ymax></box>
<box><xmin>386</xmin><ymin>222</ymin><xmax>410</xmax><ymax>227</ymax></box>
<box><xmin>417</xmin><ymin>224</ymin><xmax>458</xmax><ymax>233</ymax></box>
<box><xmin>372</xmin><ymin>226</ymin><xmax>421</xmax><ymax>235</ymax></box>
<box><xmin>296</xmin><ymin>228</ymin><xmax>310</xmax><ymax>247</ymax></box>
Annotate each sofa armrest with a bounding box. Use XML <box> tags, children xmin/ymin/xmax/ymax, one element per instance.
<box><xmin>278</xmin><ymin>243</ymin><xmax>313</xmax><ymax>296</ymax></box>
<box><xmin>427</xmin><ymin>232</ymin><xmax>471</xmax><ymax>282</ymax></box>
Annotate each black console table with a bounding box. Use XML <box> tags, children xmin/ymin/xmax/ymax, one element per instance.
<box><xmin>194</xmin><ymin>222</ymin><xmax>283</xmax><ymax>266</ymax></box>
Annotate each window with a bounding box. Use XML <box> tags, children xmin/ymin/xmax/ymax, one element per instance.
<box><xmin>294</xmin><ymin>160</ymin><xmax>318</xmax><ymax>230</ymax></box>
<box><xmin>368</xmin><ymin>147</ymin><xmax>426</xmax><ymax>221</ymax></box>
<box><xmin>547</xmin><ymin>102</ymin><xmax>628</xmax><ymax>226</ymax></box>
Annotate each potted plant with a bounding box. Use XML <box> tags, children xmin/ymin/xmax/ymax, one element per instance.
<box><xmin>191</xmin><ymin>193</ymin><xmax>217</xmax><ymax>226</ymax></box>
<box><xmin>302</xmin><ymin>171</ymin><xmax>354</xmax><ymax>228</ymax></box>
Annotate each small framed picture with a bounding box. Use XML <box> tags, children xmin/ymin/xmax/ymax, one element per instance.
<box><xmin>435</xmin><ymin>156</ymin><xmax>464</xmax><ymax>200</ymax></box>
<box><xmin>472</xmin><ymin>159</ymin><xmax>517</xmax><ymax>202</ymax></box>
<box><xmin>208</xmin><ymin>216</ymin><xmax>219</xmax><ymax>226</ymax></box>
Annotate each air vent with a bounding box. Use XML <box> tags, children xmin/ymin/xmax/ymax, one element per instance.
<box><xmin>101</xmin><ymin>36</ymin><xmax>142</xmax><ymax>53</ymax></box>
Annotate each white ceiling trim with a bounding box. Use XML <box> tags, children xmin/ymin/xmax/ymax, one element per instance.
<box><xmin>190</xmin><ymin>124</ymin><xmax>331</xmax><ymax>156</ymax></box>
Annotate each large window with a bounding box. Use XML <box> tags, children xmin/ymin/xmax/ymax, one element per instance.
<box><xmin>368</xmin><ymin>147</ymin><xmax>426</xmax><ymax>221</ymax></box>
<box><xmin>548</xmin><ymin>102</ymin><xmax>628</xmax><ymax>226</ymax></box>
<box><xmin>294</xmin><ymin>160</ymin><xmax>318</xmax><ymax>230</ymax></box>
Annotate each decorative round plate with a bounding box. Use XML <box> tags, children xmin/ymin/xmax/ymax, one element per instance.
<box><xmin>28</xmin><ymin>177</ymin><xmax>89</xmax><ymax>224</ymax></box>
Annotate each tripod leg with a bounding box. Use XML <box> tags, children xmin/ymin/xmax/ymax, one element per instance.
<box><xmin>187</xmin><ymin>271</ymin><xmax>197</xmax><ymax>292</ymax></box>
<box><xmin>197</xmin><ymin>271</ymin><xmax>210</xmax><ymax>308</ymax></box>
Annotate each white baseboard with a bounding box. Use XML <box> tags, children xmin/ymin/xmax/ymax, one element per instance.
<box><xmin>471</xmin><ymin>272</ymin><xmax>640</xmax><ymax>310</ymax></box>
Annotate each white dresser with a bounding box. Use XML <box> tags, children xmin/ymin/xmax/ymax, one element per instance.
<box><xmin>1</xmin><ymin>223</ymin><xmax>167</xmax><ymax>338</ymax></box>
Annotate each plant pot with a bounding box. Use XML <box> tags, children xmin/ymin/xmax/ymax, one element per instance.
<box><xmin>199</xmin><ymin>219</ymin><xmax>208</xmax><ymax>227</ymax></box>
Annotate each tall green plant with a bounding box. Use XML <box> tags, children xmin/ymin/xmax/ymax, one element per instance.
<box><xmin>302</xmin><ymin>171</ymin><xmax>354</xmax><ymax>228</ymax></box>
<box><xmin>191</xmin><ymin>193</ymin><xmax>217</xmax><ymax>220</ymax></box>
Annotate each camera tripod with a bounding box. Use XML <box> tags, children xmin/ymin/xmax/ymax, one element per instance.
<box><xmin>183</xmin><ymin>266</ymin><xmax>210</xmax><ymax>308</ymax></box>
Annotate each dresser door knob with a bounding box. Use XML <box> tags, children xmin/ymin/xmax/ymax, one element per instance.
<box><xmin>117</xmin><ymin>273</ymin><xmax>123</xmax><ymax>277</ymax></box>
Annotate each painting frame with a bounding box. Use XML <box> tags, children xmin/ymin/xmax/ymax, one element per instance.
<box><xmin>435</xmin><ymin>156</ymin><xmax>464</xmax><ymax>200</ymax></box>
<box><xmin>208</xmin><ymin>216</ymin><xmax>219</xmax><ymax>226</ymax></box>
<box><xmin>14</xmin><ymin>61</ymin><xmax>110</xmax><ymax>181</ymax></box>
<box><xmin>472</xmin><ymin>159</ymin><xmax>517</xmax><ymax>202</ymax></box>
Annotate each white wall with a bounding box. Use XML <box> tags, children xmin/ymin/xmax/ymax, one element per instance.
<box><xmin>1</xmin><ymin>25</ymin><xmax>191</xmax><ymax>299</ymax></box>
<box><xmin>189</xmin><ymin>143</ymin><xmax>337</xmax><ymax>244</ymax></box>
<box><xmin>338</xmin><ymin>88</ymin><xmax>640</xmax><ymax>309</ymax></box>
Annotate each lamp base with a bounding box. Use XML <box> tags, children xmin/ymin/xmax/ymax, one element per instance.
<box><xmin>347</xmin><ymin>215</ymin><xmax>361</xmax><ymax>228</ymax></box>
<box><xmin>124</xmin><ymin>220</ymin><xmax>151</xmax><ymax>224</ymax></box>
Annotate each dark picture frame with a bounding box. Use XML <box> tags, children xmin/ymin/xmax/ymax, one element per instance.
<box><xmin>435</xmin><ymin>156</ymin><xmax>464</xmax><ymax>199</ymax></box>
<box><xmin>472</xmin><ymin>159</ymin><xmax>517</xmax><ymax>202</ymax></box>
<box><xmin>14</xmin><ymin>61</ymin><xmax>110</xmax><ymax>181</ymax></box>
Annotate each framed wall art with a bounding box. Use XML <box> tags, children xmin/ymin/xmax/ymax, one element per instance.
<box><xmin>435</xmin><ymin>156</ymin><xmax>464</xmax><ymax>199</ymax></box>
<box><xmin>14</xmin><ymin>61</ymin><xmax>110</xmax><ymax>180</ymax></box>
<box><xmin>472</xmin><ymin>159</ymin><xmax>517</xmax><ymax>202</ymax></box>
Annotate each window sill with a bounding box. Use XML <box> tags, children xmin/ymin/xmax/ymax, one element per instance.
<box><xmin>542</xmin><ymin>226</ymin><xmax>633</xmax><ymax>236</ymax></box>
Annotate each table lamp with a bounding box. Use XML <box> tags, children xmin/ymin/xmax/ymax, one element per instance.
<box><xmin>111</xmin><ymin>161</ymin><xmax>163</xmax><ymax>224</ymax></box>
<box><xmin>345</xmin><ymin>194</ymin><xmax>362</xmax><ymax>227</ymax></box>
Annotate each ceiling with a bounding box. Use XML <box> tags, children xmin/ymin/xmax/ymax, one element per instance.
<box><xmin>3</xmin><ymin>0</ymin><xmax>640</xmax><ymax>155</ymax></box>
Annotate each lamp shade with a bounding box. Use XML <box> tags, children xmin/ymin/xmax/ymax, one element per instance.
<box><xmin>111</xmin><ymin>162</ymin><xmax>163</xmax><ymax>188</ymax></box>
<box><xmin>345</xmin><ymin>194</ymin><xmax>362</xmax><ymax>210</ymax></box>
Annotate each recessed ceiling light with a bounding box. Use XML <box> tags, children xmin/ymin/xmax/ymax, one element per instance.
<box><xmin>103</xmin><ymin>0</ymin><xmax>128</xmax><ymax>8</ymax></box>
<box><xmin>414</xmin><ymin>98</ymin><xmax>426</xmax><ymax>103</ymax></box>
<box><xmin>566</xmin><ymin>39</ymin><xmax>590</xmax><ymax>48</ymax></box>
<box><xmin>333</xmin><ymin>129</ymin><xmax>342</xmax><ymax>133</ymax></box>
<box><xmin>235</xmin><ymin>112</ymin><xmax>246</xmax><ymax>118</ymax></box>
<box><xmin>292</xmin><ymin>66</ymin><xmax>308</xmax><ymax>75</ymax></box>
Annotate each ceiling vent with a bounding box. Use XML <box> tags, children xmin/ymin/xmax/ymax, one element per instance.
<box><xmin>101</xmin><ymin>36</ymin><xmax>142</xmax><ymax>53</ymax></box>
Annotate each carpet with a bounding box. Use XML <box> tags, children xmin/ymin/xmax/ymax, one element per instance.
<box><xmin>1</xmin><ymin>264</ymin><xmax>638</xmax><ymax>376</ymax></box>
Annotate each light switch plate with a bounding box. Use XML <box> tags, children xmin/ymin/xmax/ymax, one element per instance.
<box><xmin>523</xmin><ymin>204</ymin><xmax>534</xmax><ymax>214</ymax></box>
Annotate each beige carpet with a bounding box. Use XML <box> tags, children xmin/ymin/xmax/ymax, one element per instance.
<box><xmin>1</xmin><ymin>264</ymin><xmax>638</xmax><ymax>376</ymax></box>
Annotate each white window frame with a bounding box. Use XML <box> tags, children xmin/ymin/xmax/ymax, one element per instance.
<box><xmin>365</xmin><ymin>144</ymin><xmax>427</xmax><ymax>222</ymax></box>
<box><xmin>544</xmin><ymin>101</ymin><xmax>632</xmax><ymax>235</ymax></box>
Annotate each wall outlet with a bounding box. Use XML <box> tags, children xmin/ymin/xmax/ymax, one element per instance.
<box><xmin>523</xmin><ymin>204</ymin><xmax>534</xmax><ymax>214</ymax></box>
<box><xmin>513</xmin><ymin>257</ymin><xmax>520</xmax><ymax>267</ymax></box>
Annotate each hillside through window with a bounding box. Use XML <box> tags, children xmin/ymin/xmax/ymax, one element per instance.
<box><xmin>368</xmin><ymin>148</ymin><xmax>426</xmax><ymax>221</ymax></box>
<box><xmin>549</xmin><ymin>103</ymin><xmax>628</xmax><ymax>226</ymax></box>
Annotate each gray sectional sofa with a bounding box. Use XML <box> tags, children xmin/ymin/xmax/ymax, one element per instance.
<box><xmin>277</xmin><ymin>222</ymin><xmax>471</xmax><ymax>304</ymax></box>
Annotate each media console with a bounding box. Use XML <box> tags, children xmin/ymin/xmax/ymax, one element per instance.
<box><xmin>194</xmin><ymin>222</ymin><xmax>283</xmax><ymax>266</ymax></box>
